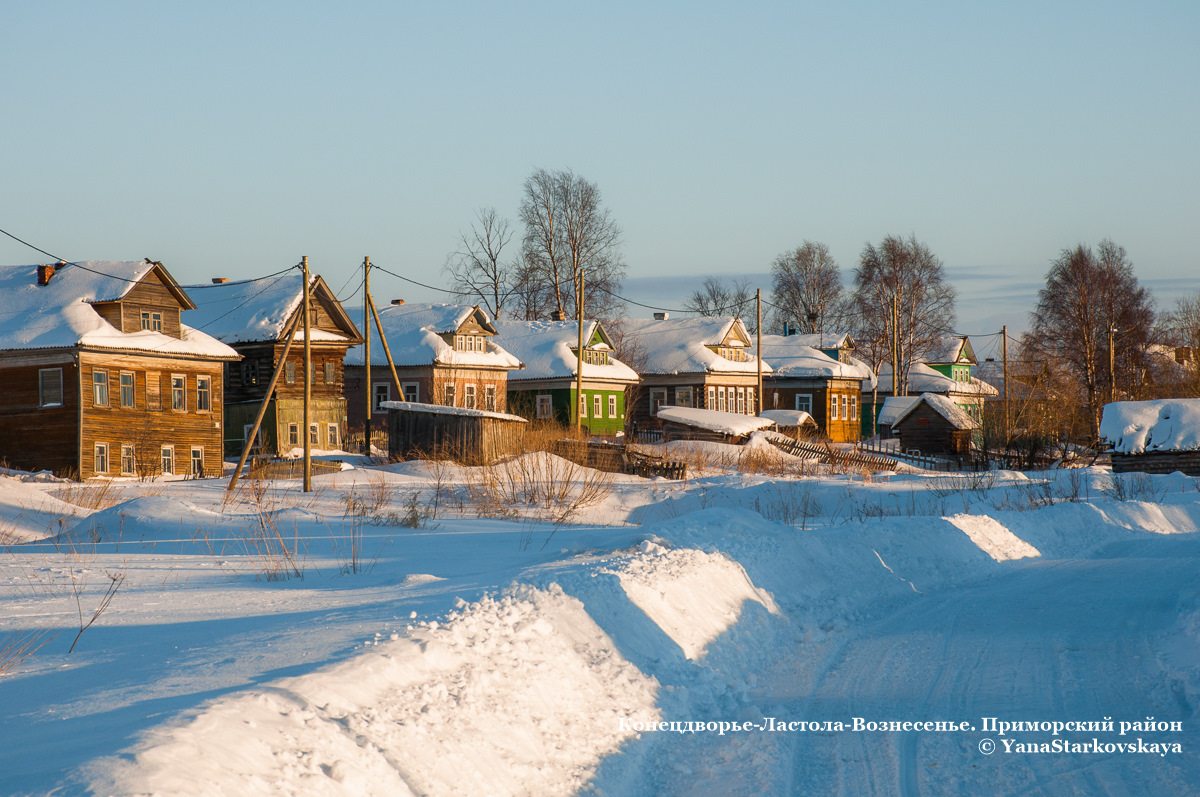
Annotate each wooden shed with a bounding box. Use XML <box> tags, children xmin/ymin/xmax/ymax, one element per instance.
<box><xmin>384</xmin><ymin>401</ymin><xmax>527</xmax><ymax>465</ymax></box>
<box><xmin>656</xmin><ymin>406</ymin><xmax>775</xmax><ymax>444</ymax></box>
<box><xmin>891</xmin><ymin>393</ymin><xmax>979</xmax><ymax>455</ymax></box>
<box><xmin>1101</xmin><ymin>399</ymin><xmax>1200</xmax><ymax>476</ymax></box>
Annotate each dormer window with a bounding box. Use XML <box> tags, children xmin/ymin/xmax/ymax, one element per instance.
<box><xmin>141</xmin><ymin>311</ymin><xmax>163</xmax><ymax>332</ymax></box>
<box><xmin>580</xmin><ymin>349</ymin><xmax>612</xmax><ymax>366</ymax></box>
<box><xmin>455</xmin><ymin>334</ymin><xmax>485</xmax><ymax>352</ymax></box>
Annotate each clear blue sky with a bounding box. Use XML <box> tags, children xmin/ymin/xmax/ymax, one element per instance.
<box><xmin>3</xmin><ymin>1</ymin><xmax>1197</xmax><ymax>337</ymax></box>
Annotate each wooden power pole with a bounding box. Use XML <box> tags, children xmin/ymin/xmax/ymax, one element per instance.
<box><xmin>756</xmin><ymin>288</ymin><xmax>763</xmax><ymax>415</ymax></box>
<box><xmin>576</xmin><ymin>270</ymin><xmax>584</xmax><ymax>437</ymax></box>
<box><xmin>1002</xmin><ymin>324</ymin><xmax>1009</xmax><ymax>443</ymax></box>
<box><xmin>302</xmin><ymin>256</ymin><xmax>312</xmax><ymax>493</ymax></box>
<box><xmin>363</xmin><ymin>257</ymin><xmax>372</xmax><ymax>455</ymax></box>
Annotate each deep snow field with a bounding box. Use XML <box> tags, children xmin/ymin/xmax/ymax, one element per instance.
<box><xmin>1</xmin><ymin>445</ymin><xmax>1199</xmax><ymax>796</ymax></box>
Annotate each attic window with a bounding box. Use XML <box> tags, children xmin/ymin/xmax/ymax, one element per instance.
<box><xmin>455</xmin><ymin>334</ymin><xmax>484</xmax><ymax>352</ymax></box>
<box><xmin>141</xmin><ymin>311</ymin><xmax>163</xmax><ymax>332</ymax></box>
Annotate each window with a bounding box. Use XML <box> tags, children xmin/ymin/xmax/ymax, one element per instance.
<box><xmin>171</xmin><ymin>375</ymin><xmax>185</xmax><ymax>411</ymax></box>
<box><xmin>594</xmin><ymin>394</ymin><xmax>603</xmax><ymax>418</ymax></box>
<box><xmin>717</xmin><ymin>387</ymin><xmax>726</xmax><ymax>413</ymax></box>
<box><xmin>288</xmin><ymin>423</ymin><xmax>299</xmax><ymax>446</ymax></box>
<box><xmin>161</xmin><ymin>445</ymin><xmax>174</xmax><ymax>475</ymax></box>
<box><xmin>795</xmin><ymin>394</ymin><xmax>812</xmax><ymax>414</ymax></box>
<box><xmin>140</xmin><ymin>311</ymin><xmax>162</xmax><ymax>331</ymax></box>
<box><xmin>650</xmin><ymin>389</ymin><xmax>667</xmax><ymax>415</ymax></box>
<box><xmin>327</xmin><ymin>423</ymin><xmax>339</xmax><ymax>449</ymax></box>
<box><xmin>309</xmin><ymin>423</ymin><xmax>320</xmax><ymax>445</ymax></box>
<box><xmin>737</xmin><ymin>387</ymin><xmax>746</xmax><ymax>415</ymax></box>
<box><xmin>93</xmin><ymin>370</ymin><xmax>109</xmax><ymax>406</ymax></box>
<box><xmin>402</xmin><ymin>382</ymin><xmax>419</xmax><ymax>403</ymax></box>
<box><xmin>536</xmin><ymin>394</ymin><xmax>553</xmax><ymax>419</ymax></box>
<box><xmin>324</xmin><ymin>362</ymin><xmax>335</xmax><ymax>384</ymax></box>
<box><xmin>773</xmin><ymin>390</ymin><xmax>780</xmax><ymax>409</ymax></box>
<box><xmin>608</xmin><ymin>395</ymin><xmax>617</xmax><ymax>418</ymax></box>
<box><xmin>747</xmin><ymin>387</ymin><xmax>755</xmax><ymax>414</ymax></box>
<box><xmin>675</xmin><ymin>387</ymin><xmax>693</xmax><ymax>408</ymax></box>
<box><xmin>706</xmin><ymin>386</ymin><xmax>716</xmax><ymax>409</ymax></box>
<box><xmin>464</xmin><ymin>384</ymin><xmax>477</xmax><ymax>409</ymax></box>
<box><xmin>39</xmin><ymin>368</ymin><xmax>63</xmax><ymax>407</ymax></box>
<box><xmin>285</xmin><ymin>362</ymin><xmax>296</xmax><ymax>384</ymax></box>
<box><xmin>485</xmin><ymin>385</ymin><xmax>497</xmax><ymax>411</ymax></box>
<box><xmin>373</xmin><ymin>383</ymin><xmax>390</xmax><ymax>412</ymax></box>
<box><xmin>830</xmin><ymin>395</ymin><xmax>839</xmax><ymax>421</ymax></box>
<box><xmin>443</xmin><ymin>383</ymin><xmax>456</xmax><ymax>407</ymax></box>
<box><xmin>94</xmin><ymin>443</ymin><xmax>109</xmax><ymax>475</ymax></box>
<box><xmin>841</xmin><ymin>395</ymin><xmax>848</xmax><ymax>421</ymax></box>
<box><xmin>146</xmin><ymin>372</ymin><xmax>161</xmax><ymax>410</ymax></box>
<box><xmin>241</xmin><ymin>360</ymin><xmax>258</xmax><ymax>386</ymax></box>
<box><xmin>191</xmin><ymin>447</ymin><xmax>203</xmax><ymax>477</ymax></box>
<box><xmin>850</xmin><ymin>396</ymin><xmax>858</xmax><ymax>421</ymax></box>
<box><xmin>197</xmin><ymin>376</ymin><xmax>211</xmax><ymax>411</ymax></box>
<box><xmin>120</xmin><ymin>372</ymin><xmax>135</xmax><ymax>408</ymax></box>
<box><xmin>121</xmin><ymin>445</ymin><xmax>135</xmax><ymax>475</ymax></box>
<box><xmin>579</xmin><ymin>392</ymin><xmax>587</xmax><ymax>418</ymax></box>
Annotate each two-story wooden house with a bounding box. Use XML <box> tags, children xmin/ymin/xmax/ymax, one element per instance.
<box><xmin>0</xmin><ymin>260</ymin><xmax>240</xmax><ymax>479</ymax></box>
<box><xmin>758</xmin><ymin>334</ymin><xmax>875</xmax><ymax>442</ymax></box>
<box><xmin>618</xmin><ymin>315</ymin><xmax>770</xmax><ymax>431</ymax></box>
<box><xmin>184</xmin><ymin>271</ymin><xmax>363</xmax><ymax>457</ymax></box>
<box><xmin>343</xmin><ymin>303</ymin><xmax>522</xmax><ymax>434</ymax></box>
<box><xmin>490</xmin><ymin>319</ymin><xmax>640</xmax><ymax>436</ymax></box>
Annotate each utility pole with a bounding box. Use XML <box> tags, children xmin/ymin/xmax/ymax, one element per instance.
<box><xmin>756</xmin><ymin>288</ymin><xmax>763</xmax><ymax>415</ymax></box>
<box><xmin>891</xmin><ymin>293</ymin><xmax>899</xmax><ymax>397</ymax></box>
<box><xmin>1109</xmin><ymin>324</ymin><xmax>1118</xmax><ymax>405</ymax></box>
<box><xmin>363</xmin><ymin>257</ymin><xmax>372</xmax><ymax>455</ymax></box>
<box><xmin>1002</xmin><ymin>325</ymin><xmax>1009</xmax><ymax>443</ymax></box>
<box><xmin>302</xmin><ymin>256</ymin><xmax>312</xmax><ymax>493</ymax></box>
<box><xmin>576</xmin><ymin>270</ymin><xmax>584</xmax><ymax>437</ymax></box>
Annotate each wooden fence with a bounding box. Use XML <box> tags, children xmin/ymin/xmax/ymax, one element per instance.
<box><xmin>552</xmin><ymin>440</ymin><xmax>687</xmax><ymax>480</ymax></box>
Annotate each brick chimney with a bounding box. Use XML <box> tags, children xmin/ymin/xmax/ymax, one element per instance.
<box><xmin>37</xmin><ymin>264</ymin><xmax>55</xmax><ymax>286</ymax></box>
<box><xmin>211</xmin><ymin>277</ymin><xmax>229</xmax><ymax>284</ymax></box>
<box><xmin>551</xmin><ymin>310</ymin><xmax>567</xmax><ymax>321</ymax></box>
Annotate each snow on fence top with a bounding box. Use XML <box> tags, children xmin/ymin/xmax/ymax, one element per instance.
<box><xmin>380</xmin><ymin>400</ymin><xmax>528</xmax><ymax>423</ymax></box>
<box><xmin>1100</xmin><ymin>399</ymin><xmax>1200</xmax><ymax>454</ymax></box>
<box><xmin>491</xmin><ymin>320</ymin><xmax>639</xmax><ymax>383</ymax></box>
<box><xmin>657</xmin><ymin>406</ymin><xmax>775</xmax><ymax>436</ymax></box>
<box><xmin>344</xmin><ymin>303</ymin><xmax>521</xmax><ymax>369</ymax></box>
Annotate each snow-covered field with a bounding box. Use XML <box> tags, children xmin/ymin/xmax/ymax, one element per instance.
<box><xmin>1</xmin><ymin>450</ymin><xmax>1199</xmax><ymax>795</ymax></box>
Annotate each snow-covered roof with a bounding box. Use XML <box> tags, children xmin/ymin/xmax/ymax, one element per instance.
<box><xmin>759</xmin><ymin>334</ymin><xmax>874</xmax><ymax>382</ymax></box>
<box><xmin>870</xmin><ymin>362</ymin><xmax>997</xmax><ymax>396</ymax></box>
<box><xmin>183</xmin><ymin>272</ymin><xmax>359</xmax><ymax>345</ymax></box>
<box><xmin>893</xmin><ymin>392</ymin><xmax>980</xmax><ymax>430</ymax></box>
<box><xmin>380</xmin><ymin>400</ymin><xmax>527</xmax><ymax>423</ymax></box>
<box><xmin>343</xmin><ymin>303</ymin><xmax>521</xmax><ymax>369</ymax></box>
<box><xmin>1100</xmin><ymin>399</ymin><xmax>1200</xmax><ymax>454</ymax></box>
<box><xmin>657</xmin><ymin>406</ymin><xmax>776</xmax><ymax>436</ymax></box>
<box><xmin>615</xmin><ymin>317</ymin><xmax>770</xmax><ymax>375</ymax></box>
<box><xmin>0</xmin><ymin>261</ymin><xmax>238</xmax><ymax>359</ymax></box>
<box><xmin>776</xmin><ymin>331</ymin><xmax>854</xmax><ymax>350</ymax></box>
<box><xmin>877</xmin><ymin>396</ymin><xmax>921</xmax><ymax>427</ymax></box>
<box><xmin>758</xmin><ymin>409</ymin><xmax>817</xmax><ymax>428</ymax></box>
<box><xmin>924</xmin><ymin>335</ymin><xmax>976</xmax><ymax>365</ymax></box>
<box><xmin>491</xmin><ymin>320</ymin><xmax>639</xmax><ymax>384</ymax></box>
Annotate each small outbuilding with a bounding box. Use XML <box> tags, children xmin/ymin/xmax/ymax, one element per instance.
<box><xmin>656</xmin><ymin>406</ymin><xmax>775</xmax><ymax>444</ymax></box>
<box><xmin>1100</xmin><ymin>399</ymin><xmax>1200</xmax><ymax>475</ymax></box>
<box><xmin>383</xmin><ymin>401</ymin><xmax>526</xmax><ymax>465</ymax></box>
<box><xmin>757</xmin><ymin>409</ymin><xmax>818</xmax><ymax>439</ymax></box>
<box><xmin>891</xmin><ymin>392</ymin><xmax>979</xmax><ymax>455</ymax></box>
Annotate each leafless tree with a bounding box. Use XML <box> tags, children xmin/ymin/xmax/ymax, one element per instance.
<box><xmin>769</xmin><ymin>241</ymin><xmax>849</xmax><ymax>334</ymax></box>
<box><xmin>603</xmin><ymin>317</ymin><xmax>649</xmax><ymax>434</ymax></box>
<box><xmin>851</xmin><ymin>234</ymin><xmax>956</xmax><ymax>393</ymax></box>
<box><xmin>1153</xmin><ymin>290</ymin><xmax>1200</xmax><ymax>396</ymax></box>
<box><xmin>684</xmin><ymin>277</ymin><xmax>756</xmax><ymax>331</ymax></box>
<box><xmin>1023</xmin><ymin>240</ymin><xmax>1154</xmax><ymax>438</ymax></box>
<box><xmin>519</xmin><ymin>168</ymin><xmax>626</xmax><ymax>319</ymax></box>
<box><xmin>443</xmin><ymin>207</ymin><xmax>517</xmax><ymax>320</ymax></box>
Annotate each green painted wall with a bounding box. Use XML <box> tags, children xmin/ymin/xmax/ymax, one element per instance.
<box><xmin>508</xmin><ymin>386</ymin><xmax>627</xmax><ymax>435</ymax></box>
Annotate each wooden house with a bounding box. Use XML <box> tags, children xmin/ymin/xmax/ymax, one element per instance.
<box><xmin>384</xmin><ymin>401</ymin><xmax>527</xmax><ymax>465</ymax></box>
<box><xmin>1100</xmin><ymin>399</ymin><xmax>1200</xmax><ymax>475</ymax></box>
<box><xmin>891</xmin><ymin>392</ymin><xmax>980</xmax><ymax>455</ymax></box>
<box><xmin>617</xmin><ymin>315</ymin><xmax>770</xmax><ymax>432</ymax></box>
<box><xmin>343</xmin><ymin>303</ymin><xmax>522</xmax><ymax>437</ymax></box>
<box><xmin>184</xmin><ymin>272</ymin><xmax>363</xmax><ymax>457</ymax></box>
<box><xmin>758</xmin><ymin>334</ymin><xmax>874</xmax><ymax>442</ymax></box>
<box><xmin>0</xmin><ymin>260</ymin><xmax>240</xmax><ymax>479</ymax></box>
<box><xmin>490</xmin><ymin>319</ymin><xmax>640</xmax><ymax>436</ymax></box>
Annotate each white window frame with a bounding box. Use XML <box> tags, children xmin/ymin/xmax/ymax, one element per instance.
<box><xmin>309</xmin><ymin>423</ymin><xmax>320</xmax><ymax>446</ymax></box>
<box><xmin>288</xmin><ymin>423</ymin><xmax>299</xmax><ymax>446</ymax></box>
<box><xmin>401</xmin><ymin>382</ymin><xmax>419</xmax><ymax>403</ymax></box>
<box><xmin>464</xmin><ymin>383</ymin><xmax>477</xmax><ymax>409</ymax></box>
<box><xmin>608</xmin><ymin>394</ymin><xmax>617</xmax><ymax>419</ymax></box>
<box><xmin>706</xmin><ymin>386</ymin><xmax>716</xmax><ymax>409</ymax></box>
<box><xmin>736</xmin><ymin>387</ymin><xmax>745</xmax><ymax>415</ymax></box>
<box><xmin>536</xmin><ymin>394</ymin><xmax>553</xmax><ymax>419</ymax></box>
<box><xmin>747</xmin><ymin>387</ymin><xmax>755</xmax><ymax>414</ymax></box>
<box><xmin>171</xmin><ymin>374</ymin><xmax>186</xmax><ymax>411</ymax></box>
<box><xmin>830</xmin><ymin>394</ymin><xmax>839</xmax><ymax>421</ymax></box>
<box><xmin>94</xmin><ymin>443</ymin><xmax>109</xmax><ymax>475</ymax></box>
<box><xmin>795</xmin><ymin>393</ymin><xmax>813</xmax><ymax>414</ymax></box>
<box><xmin>161</xmin><ymin>445</ymin><xmax>175</xmax><ymax>475</ymax></box>
<box><xmin>119</xmin><ymin>371</ymin><xmax>135</xmax><ymax>408</ymax></box>
<box><xmin>190</xmin><ymin>447</ymin><xmax>203</xmax><ymax>477</ymax></box>
<box><xmin>850</xmin><ymin>396</ymin><xmax>858</xmax><ymax>421</ymax></box>
<box><xmin>650</xmin><ymin>388</ymin><xmax>667</xmax><ymax>415</ymax></box>
<box><xmin>327</xmin><ymin>423</ymin><xmax>339</xmax><ymax>449</ymax></box>
<box><xmin>717</xmin><ymin>387</ymin><xmax>727</xmax><ymax>413</ymax></box>
<box><xmin>93</xmin><ymin>370</ymin><xmax>109</xmax><ymax>406</ymax></box>
<box><xmin>579</xmin><ymin>392</ymin><xmax>587</xmax><ymax>418</ymax></box>
<box><xmin>841</xmin><ymin>395</ymin><xmax>848</xmax><ymax>421</ymax></box>
<box><xmin>121</xmin><ymin>444</ymin><xmax>135</xmax><ymax>476</ymax></box>
<box><xmin>484</xmin><ymin>385</ymin><xmax>497</xmax><ymax>411</ymax></box>
<box><xmin>443</xmin><ymin>382</ymin><xmax>456</xmax><ymax>407</ymax></box>
<box><xmin>675</xmin><ymin>386</ymin><xmax>693</xmax><ymax>408</ymax></box>
<box><xmin>39</xmin><ymin>367</ymin><xmax>63</xmax><ymax>408</ymax></box>
<box><xmin>196</xmin><ymin>375</ymin><xmax>211</xmax><ymax>412</ymax></box>
<box><xmin>373</xmin><ymin>382</ymin><xmax>391</xmax><ymax>412</ymax></box>
<box><xmin>594</xmin><ymin>394</ymin><xmax>603</xmax><ymax>418</ymax></box>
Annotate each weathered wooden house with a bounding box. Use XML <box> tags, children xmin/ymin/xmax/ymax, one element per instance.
<box><xmin>490</xmin><ymin>319</ymin><xmax>640</xmax><ymax>436</ymax></box>
<box><xmin>656</xmin><ymin>406</ymin><xmax>776</xmax><ymax>444</ymax></box>
<box><xmin>617</xmin><ymin>315</ymin><xmax>770</xmax><ymax>431</ymax></box>
<box><xmin>0</xmin><ymin>260</ymin><xmax>240</xmax><ymax>479</ymax></box>
<box><xmin>184</xmin><ymin>272</ymin><xmax>363</xmax><ymax>457</ymax></box>
<box><xmin>384</xmin><ymin>401</ymin><xmax>527</xmax><ymax>464</ymax></box>
<box><xmin>891</xmin><ymin>392</ymin><xmax>980</xmax><ymax>455</ymax></box>
<box><xmin>343</xmin><ymin>303</ymin><xmax>522</xmax><ymax>435</ymax></box>
<box><xmin>758</xmin><ymin>334</ymin><xmax>874</xmax><ymax>442</ymax></box>
<box><xmin>1100</xmin><ymin>399</ymin><xmax>1200</xmax><ymax>475</ymax></box>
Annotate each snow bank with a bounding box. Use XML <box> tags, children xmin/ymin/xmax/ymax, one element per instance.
<box><xmin>945</xmin><ymin>513</ymin><xmax>1041</xmax><ymax>561</ymax></box>
<box><xmin>1100</xmin><ymin>399</ymin><xmax>1200</xmax><ymax>453</ymax></box>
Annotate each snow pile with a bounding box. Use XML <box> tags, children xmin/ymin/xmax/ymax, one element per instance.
<box><xmin>92</xmin><ymin>584</ymin><xmax>659</xmax><ymax>797</ymax></box>
<box><xmin>657</xmin><ymin>406</ymin><xmax>775</xmax><ymax>436</ymax></box>
<box><xmin>606</xmin><ymin>540</ymin><xmax>780</xmax><ymax>660</ymax></box>
<box><xmin>945</xmin><ymin>513</ymin><xmax>1041</xmax><ymax>561</ymax></box>
<box><xmin>1100</xmin><ymin>399</ymin><xmax>1200</xmax><ymax>453</ymax></box>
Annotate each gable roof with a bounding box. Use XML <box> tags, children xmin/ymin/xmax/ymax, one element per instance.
<box><xmin>1100</xmin><ymin>399</ymin><xmax>1200</xmax><ymax>454</ymax></box>
<box><xmin>0</xmin><ymin>261</ymin><xmax>237</xmax><ymax>359</ymax></box>
<box><xmin>892</xmin><ymin>392</ymin><xmax>980</xmax><ymax>430</ymax></box>
<box><xmin>614</xmin><ymin>316</ymin><xmax>771</xmax><ymax>375</ymax></box>
<box><xmin>183</xmin><ymin>272</ymin><xmax>362</xmax><ymax>345</ymax></box>
<box><xmin>924</xmin><ymin>335</ymin><xmax>977</xmax><ymax>366</ymax></box>
<box><xmin>490</xmin><ymin>320</ymin><xmax>639</xmax><ymax>383</ymax></box>
<box><xmin>758</xmin><ymin>334</ymin><xmax>874</xmax><ymax>382</ymax></box>
<box><xmin>778</xmin><ymin>331</ymin><xmax>855</xmax><ymax>350</ymax></box>
<box><xmin>343</xmin><ymin>303</ymin><xmax>520</xmax><ymax>369</ymax></box>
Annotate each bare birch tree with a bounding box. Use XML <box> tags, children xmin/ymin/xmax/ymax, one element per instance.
<box><xmin>851</xmin><ymin>234</ymin><xmax>956</xmax><ymax>393</ymax></box>
<box><xmin>769</xmin><ymin>241</ymin><xmax>849</xmax><ymax>334</ymax></box>
<box><xmin>684</xmin><ymin>277</ymin><xmax>756</xmax><ymax>331</ymax></box>
<box><xmin>444</xmin><ymin>207</ymin><xmax>517</xmax><ymax>320</ymax></box>
<box><xmin>518</xmin><ymin>168</ymin><xmax>625</xmax><ymax>319</ymax></box>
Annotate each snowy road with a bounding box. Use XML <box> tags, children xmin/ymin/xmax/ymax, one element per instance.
<box><xmin>785</xmin><ymin>536</ymin><xmax>1200</xmax><ymax>796</ymax></box>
